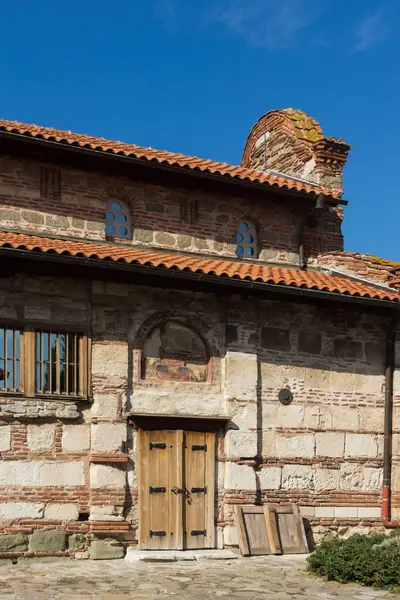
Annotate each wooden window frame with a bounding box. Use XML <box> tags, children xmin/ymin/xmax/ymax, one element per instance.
<box><xmin>0</xmin><ymin>323</ymin><xmax>25</xmax><ymax>395</ymax></box>
<box><xmin>0</xmin><ymin>321</ymin><xmax>90</xmax><ymax>400</ymax></box>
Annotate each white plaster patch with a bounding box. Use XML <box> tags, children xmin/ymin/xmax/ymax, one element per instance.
<box><xmin>0</xmin><ymin>502</ymin><xmax>44</xmax><ymax>519</ymax></box>
<box><xmin>224</xmin><ymin>463</ymin><xmax>256</xmax><ymax>491</ymax></box>
<box><xmin>27</xmin><ymin>424</ymin><xmax>56</xmax><ymax>451</ymax></box>
<box><xmin>223</xmin><ymin>525</ymin><xmax>239</xmax><ymax>546</ymax></box>
<box><xmin>0</xmin><ymin>426</ymin><xmax>11</xmax><ymax>452</ymax></box>
<box><xmin>91</xmin><ymin>423</ymin><xmax>127</xmax><ymax>453</ymax></box>
<box><xmin>44</xmin><ymin>503</ymin><xmax>79</xmax><ymax>521</ymax></box>
<box><xmin>90</xmin><ymin>464</ymin><xmax>126</xmax><ymax>489</ymax></box>
<box><xmin>281</xmin><ymin>465</ymin><xmax>313</xmax><ymax>489</ymax></box>
<box><xmin>334</xmin><ymin>506</ymin><xmax>358</xmax><ymax>518</ymax></box>
<box><xmin>62</xmin><ymin>424</ymin><xmax>90</xmax><ymax>452</ymax></box>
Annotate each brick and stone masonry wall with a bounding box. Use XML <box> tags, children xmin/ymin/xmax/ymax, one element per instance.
<box><xmin>223</xmin><ymin>299</ymin><xmax>392</xmax><ymax>545</ymax></box>
<box><xmin>0</xmin><ymin>274</ymin><xmax>128</xmax><ymax>559</ymax></box>
<box><xmin>0</xmin><ymin>154</ymin><xmax>343</xmax><ymax>263</ymax></box>
<box><xmin>0</xmin><ymin>273</ymin><xmax>394</xmax><ymax>555</ymax></box>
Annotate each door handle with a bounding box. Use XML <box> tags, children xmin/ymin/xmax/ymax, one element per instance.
<box><xmin>171</xmin><ymin>487</ymin><xmax>192</xmax><ymax>504</ymax></box>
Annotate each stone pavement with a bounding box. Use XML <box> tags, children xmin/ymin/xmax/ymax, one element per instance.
<box><xmin>0</xmin><ymin>553</ymin><xmax>397</xmax><ymax>600</ymax></box>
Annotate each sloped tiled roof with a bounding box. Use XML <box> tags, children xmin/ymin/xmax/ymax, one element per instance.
<box><xmin>0</xmin><ymin>231</ymin><xmax>398</xmax><ymax>302</ymax></box>
<box><xmin>281</xmin><ymin>109</ymin><xmax>349</xmax><ymax>146</ymax></box>
<box><xmin>281</xmin><ymin>109</ymin><xmax>324</xmax><ymax>143</ymax></box>
<box><xmin>0</xmin><ymin>118</ymin><xmax>340</xmax><ymax>199</ymax></box>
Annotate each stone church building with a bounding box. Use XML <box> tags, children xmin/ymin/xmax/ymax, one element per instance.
<box><xmin>0</xmin><ymin>109</ymin><xmax>399</xmax><ymax>558</ymax></box>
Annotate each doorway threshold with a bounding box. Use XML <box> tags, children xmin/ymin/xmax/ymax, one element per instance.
<box><xmin>125</xmin><ymin>549</ymin><xmax>239</xmax><ymax>563</ymax></box>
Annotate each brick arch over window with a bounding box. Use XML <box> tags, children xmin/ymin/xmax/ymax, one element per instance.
<box><xmin>134</xmin><ymin>313</ymin><xmax>220</xmax><ymax>385</ymax></box>
<box><xmin>105</xmin><ymin>199</ymin><xmax>132</xmax><ymax>239</ymax></box>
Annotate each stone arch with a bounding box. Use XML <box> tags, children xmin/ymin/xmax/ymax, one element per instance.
<box><xmin>135</xmin><ymin>313</ymin><xmax>217</xmax><ymax>384</ymax></box>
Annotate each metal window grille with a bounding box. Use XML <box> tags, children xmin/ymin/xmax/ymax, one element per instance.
<box><xmin>0</xmin><ymin>326</ymin><xmax>21</xmax><ymax>392</ymax></box>
<box><xmin>35</xmin><ymin>330</ymin><xmax>83</xmax><ymax>396</ymax></box>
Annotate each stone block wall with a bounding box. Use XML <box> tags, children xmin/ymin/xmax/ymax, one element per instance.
<box><xmin>0</xmin><ymin>272</ymin><xmax>393</xmax><ymax>556</ymax></box>
<box><xmin>0</xmin><ymin>274</ymin><xmax>129</xmax><ymax>558</ymax></box>
<box><xmin>222</xmin><ymin>299</ymin><xmax>390</xmax><ymax>545</ymax></box>
<box><xmin>0</xmin><ymin>153</ymin><xmax>343</xmax><ymax>263</ymax></box>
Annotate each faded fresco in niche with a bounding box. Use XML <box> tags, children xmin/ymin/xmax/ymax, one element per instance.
<box><xmin>141</xmin><ymin>321</ymin><xmax>208</xmax><ymax>383</ymax></box>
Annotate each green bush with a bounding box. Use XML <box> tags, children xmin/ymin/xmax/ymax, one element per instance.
<box><xmin>307</xmin><ymin>531</ymin><xmax>400</xmax><ymax>592</ymax></box>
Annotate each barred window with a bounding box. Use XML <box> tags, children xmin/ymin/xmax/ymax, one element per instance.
<box><xmin>105</xmin><ymin>199</ymin><xmax>132</xmax><ymax>239</ymax></box>
<box><xmin>0</xmin><ymin>326</ymin><xmax>21</xmax><ymax>392</ymax></box>
<box><xmin>35</xmin><ymin>330</ymin><xmax>85</xmax><ymax>397</ymax></box>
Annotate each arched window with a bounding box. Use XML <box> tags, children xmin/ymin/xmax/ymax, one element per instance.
<box><xmin>141</xmin><ymin>321</ymin><xmax>208</xmax><ymax>383</ymax></box>
<box><xmin>105</xmin><ymin>199</ymin><xmax>132</xmax><ymax>239</ymax></box>
<box><xmin>235</xmin><ymin>220</ymin><xmax>258</xmax><ymax>258</ymax></box>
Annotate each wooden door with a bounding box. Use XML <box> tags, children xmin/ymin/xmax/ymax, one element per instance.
<box><xmin>138</xmin><ymin>429</ymin><xmax>183</xmax><ymax>550</ymax></box>
<box><xmin>183</xmin><ymin>431</ymin><xmax>215</xmax><ymax>550</ymax></box>
<box><xmin>138</xmin><ymin>429</ymin><xmax>215</xmax><ymax>550</ymax></box>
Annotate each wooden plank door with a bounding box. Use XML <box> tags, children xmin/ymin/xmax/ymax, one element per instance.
<box><xmin>268</xmin><ymin>504</ymin><xmax>309</xmax><ymax>554</ymax></box>
<box><xmin>184</xmin><ymin>431</ymin><xmax>215</xmax><ymax>549</ymax></box>
<box><xmin>138</xmin><ymin>429</ymin><xmax>183</xmax><ymax>550</ymax></box>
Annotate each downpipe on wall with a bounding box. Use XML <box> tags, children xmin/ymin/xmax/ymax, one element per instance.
<box><xmin>382</xmin><ymin>314</ymin><xmax>399</xmax><ymax>527</ymax></box>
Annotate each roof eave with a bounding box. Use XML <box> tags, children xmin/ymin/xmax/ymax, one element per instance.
<box><xmin>0</xmin><ymin>246</ymin><xmax>397</xmax><ymax>310</ymax></box>
<box><xmin>0</xmin><ymin>129</ymin><xmax>348</xmax><ymax>206</ymax></box>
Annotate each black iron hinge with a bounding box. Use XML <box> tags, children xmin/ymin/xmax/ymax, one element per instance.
<box><xmin>149</xmin><ymin>442</ymin><xmax>166</xmax><ymax>450</ymax></box>
<box><xmin>150</xmin><ymin>530</ymin><xmax>166</xmax><ymax>537</ymax></box>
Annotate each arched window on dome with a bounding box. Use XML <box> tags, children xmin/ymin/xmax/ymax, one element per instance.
<box><xmin>105</xmin><ymin>199</ymin><xmax>132</xmax><ymax>239</ymax></box>
<box><xmin>235</xmin><ymin>220</ymin><xmax>258</xmax><ymax>259</ymax></box>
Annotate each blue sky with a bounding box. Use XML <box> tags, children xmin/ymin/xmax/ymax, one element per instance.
<box><xmin>1</xmin><ymin>0</ymin><xmax>399</xmax><ymax>260</ymax></box>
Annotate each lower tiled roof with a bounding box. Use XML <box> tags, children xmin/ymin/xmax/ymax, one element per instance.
<box><xmin>0</xmin><ymin>231</ymin><xmax>398</xmax><ymax>302</ymax></box>
<box><xmin>0</xmin><ymin>118</ymin><xmax>339</xmax><ymax>199</ymax></box>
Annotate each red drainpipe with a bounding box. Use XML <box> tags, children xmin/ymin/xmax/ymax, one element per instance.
<box><xmin>382</xmin><ymin>316</ymin><xmax>399</xmax><ymax>527</ymax></box>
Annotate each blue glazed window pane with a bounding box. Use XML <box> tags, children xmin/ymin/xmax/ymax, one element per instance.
<box><xmin>106</xmin><ymin>211</ymin><xmax>115</xmax><ymax>222</ymax></box>
<box><xmin>106</xmin><ymin>224</ymin><xmax>115</xmax><ymax>236</ymax></box>
<box><xmin>118</xmin><ymin>226</ymin><xmax>128</xmax><ymax>237</ymax></box>
<box><xmin>246</xmin><ymin>234</ymin><xmax>253</xmax><ymax>243</ymax></box>
<box><xmin>236</xmin><ymin>245</ymin><xmax>244</xmax><ymax>256</ymax></box>
<box><xmin>239</xmin><ymin>222</ymin><xmax>249</xmax><ymax>233</ymax></box>
<box><xmin>111</xmin><ymin>201</ymin><xmax>121</xmax><ymax>212</ymax></box>
<box><xmin>236</xmin><ymin>233</ymin><xmax>243</xmax><ymax>243</ymax></box>
<box><xmin>246</xmin><ymin>247</ymin><xmax>254</xmax><ymax>257</ymax></box>
<box><xmin>118</xmin><ymin>213</ymin><xmax>127</xmax><ymax>223</ymax></box>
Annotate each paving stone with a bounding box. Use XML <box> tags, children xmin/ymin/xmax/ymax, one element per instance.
<box><xmin>0</xmin><ymin>554</ymin><xmax>395</xmax><ymax>599</ymax></box>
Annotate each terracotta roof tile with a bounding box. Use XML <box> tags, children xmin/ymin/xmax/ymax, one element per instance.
<box><xmin>0</xmin><ymin>118</ymin><xmax>340</xmax><ymax>199</ymax></box>
<box><xmin>0</xmin><ymin>231</ymin><xmax>398</xmax><ymax>303</ymax></box>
